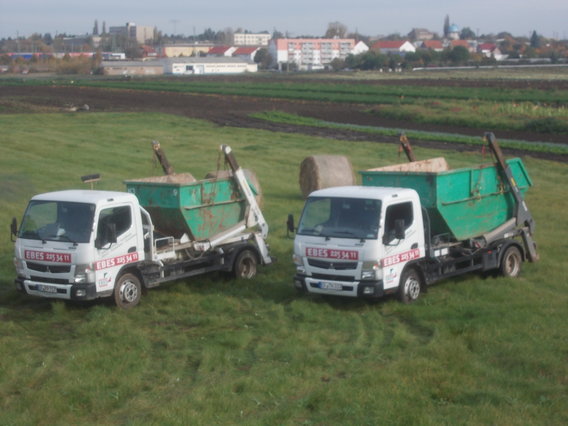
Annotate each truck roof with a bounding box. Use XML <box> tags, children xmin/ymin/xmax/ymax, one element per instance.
<box><xmin>308</xmin><ymin>185</ymin><xmax>417</xmax><ymax>200</ymax></box>
<box><xmin>31</xmin><ymin>190</ymin><xmax>137</xmax><ymax>205</ymax></box>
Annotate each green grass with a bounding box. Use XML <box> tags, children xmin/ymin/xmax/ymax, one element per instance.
<box><xmin>371</xmin><ymin>99</ymin><xmax>568</xmax><ymax>134</ymax></box>
<box><xmin>1</xmin><ymin>112</ymin><xmax>567</xmax><ymax>424</ymax></box>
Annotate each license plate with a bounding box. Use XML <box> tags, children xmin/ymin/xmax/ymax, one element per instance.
<box><xmin>320</xmin><ymin>282</ymin><xmax>343</xmax><ymax>291</ymax></box>
<box><xmin>38</xmin><ymin>284</ymin><xmax>57</xmax><ymax>293</ymax></box>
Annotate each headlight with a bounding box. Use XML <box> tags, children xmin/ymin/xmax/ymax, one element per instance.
<box><xmin>74</xmin><ymin>264</ymin><xmax>95</xmax><ymax>283</ymax></box>
<box><xmin>292</xmin><ymin>254</ymin><xmax>306</xmax><ymax>274</ymax></box>
<box><xmin>14</xmin><ymin>257</ymin><xmax>25</xmax><ymax>276</ymax></box>
<box><xmin>361</xmin><ymin>261</ymin><xmax>379</xmax><ymax>280</ymax></box>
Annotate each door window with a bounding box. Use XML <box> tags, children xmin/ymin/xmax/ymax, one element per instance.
<box><xmin>384</xmin><ymin>202</ymin><xmax>413</xmax><ymax>243</ymax></box>
<box><xmin>97</xmin><ymin>206</ymin><xmax>132</xmax><ymax>244</ymax></box>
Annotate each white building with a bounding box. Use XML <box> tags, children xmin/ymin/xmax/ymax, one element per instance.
<box><xmin>233</xmin><ymin>47</ymin><xmax>261</xmax><ymax>62</ymax></box>
<box><xmin>371</xmin><ymin>40</ymin><xmax>416</xmax><ymax>55</ymax></box>
<box><xmin>164</xmin><ymin>57</ymin><xmax>258</xmax><ymax>75</ymax></box>
<box><xmin>269</xmin><ymin>38</ymin><xmax>368</xmax><ymax>70</ymax></box>
<box><xmin>233</xmin><ymin>32</ymin><xmax>272</xmax><ymax>46</ymax></box>
<box><xmin>102</xmin><ymin>61</ymin><xmax>163</xmax><ymax>76</ymax></box>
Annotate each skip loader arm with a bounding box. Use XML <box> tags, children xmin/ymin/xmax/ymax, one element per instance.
<box><xmin>221</xmin><ymin>145</ymin><xmax>272</xmax><ymax>265</ymax></box>
<box><xmin>484</xmin><ymin>132</ymin><xmax>539</xmax><ymax>262</ymax></box>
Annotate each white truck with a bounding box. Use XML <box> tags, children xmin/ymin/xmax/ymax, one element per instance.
<box><xmin>12</xmin><ymin>145</ymin><xmax>272</xmax><ymax>309</ymax></box>
<box><xmin>290</xmin><ymin>135</ymin><xmax>538</xmax><ymax>302</ymax></box>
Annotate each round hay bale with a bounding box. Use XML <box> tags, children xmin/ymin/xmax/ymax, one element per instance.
<box><xmin>299</xmin><ymin>155</ymin><xmax>354</xmax><ymax>198</ymax></box>
<box><xmin>205</xmin><ymin>169</ymin><xmax>263</xmax><ymax>206</ymax></box>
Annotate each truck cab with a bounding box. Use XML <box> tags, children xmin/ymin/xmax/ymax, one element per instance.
<box><xmin>292</xmin><ymin>186</ymin><xmax>425</xmax><ymax>299</ymax></box>
<box><xmin>13</xmin><ymin>144</ymin><xmax>272</xmax><ymax>309</ymax></box>
<box><xmin>14</xmin><ymin>190</ymin><xmax>145</xmax><ymax>302</ymax></box>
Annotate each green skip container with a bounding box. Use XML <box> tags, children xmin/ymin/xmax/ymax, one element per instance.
<box><xmin>360</xmin><ymin>157</ymin><xmax>532</xmax><ymax>241</ymax></box>
<box><xmin>125</xmin><ymin>173</ymin><xmax>257</xmax><ymax>240</ymax></box>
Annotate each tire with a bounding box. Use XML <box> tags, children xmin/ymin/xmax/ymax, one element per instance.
<box><xmin>233</xmin><ymin>249</ymin><xmax>258</xmax><ymax>279</ymax></box>
<box><xmin>398</xmin><ymin>268</ymin><xmax>422</xmax><ymax>304</ymax></box>
<box><xmin>114</xmin><ymin>273</ymin><xmax>142</xmax><ymax>309</ymax></box>
<box><xmin>500</xmin><ymin>245</ymin><xmax>522</xmax><ymax>278</ymax></box>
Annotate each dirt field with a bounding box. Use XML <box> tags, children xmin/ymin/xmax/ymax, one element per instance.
<box><xmin>1</xmin><ymin>83</ymin><xmax>566</xmax><ymax>162</ymax></box>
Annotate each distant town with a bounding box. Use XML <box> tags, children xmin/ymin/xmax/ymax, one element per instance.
<box><xmin>1</xmin><ymin>16</ymin><xmax>567</xmax><ymax>76</ymax></box>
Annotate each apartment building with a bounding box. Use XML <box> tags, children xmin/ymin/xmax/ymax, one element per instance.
<box><xmin>233</xmin><ymin>32</ymin><xmax>272</xmax><ymax>46</ymax></box>
<box><xmin>269</xmin><ymin>38</ymin><xmax>368</xmax><ymax>70</ymax></box>
<box><xmin>109</xmin><ymin>22</ymin><xmax>155</xmax><ymax>44</ymax></box>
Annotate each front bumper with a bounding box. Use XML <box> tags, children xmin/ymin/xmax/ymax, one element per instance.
<box><xmin>15</xmin><ymin>277</ymin><xmax>99</xmax><ymax>301</ymax></box>
<box><xmin>294</xmin><ymin>274</ymin><xmax>384</xmax><ymax>298</ymax></box>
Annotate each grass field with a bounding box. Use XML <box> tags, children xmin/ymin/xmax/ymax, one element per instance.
<box><xmin>2</xmin><ymin>71</ymin><xmax>568</xmax><ymax>138</ymax></box>
<box><xmin>0</xmin><ymin>112</ymin><xmax>567</xmax><ymax>424</ymax></box>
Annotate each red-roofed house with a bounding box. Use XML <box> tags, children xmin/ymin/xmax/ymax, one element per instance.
<box><xmin>448</xmin><ymin>40</ymin><xmax>475</xmax><ymax>53</ymax></box>
<box><xmin>371</xmin><ymin>40</ymin><xmax>416</xmax><ymax>55</ymax></box>
<box><xmin>141</xmin><ymin>45</ymin><xmax>158</xmax><ymax>58</ymax></box>
<box><xmin>420</xmin><ymin>40</ymin><xmax>444</xmax><ymax>52</ymax></box>
<box><xmin>233</xmin><ymin>46</ymin><xmax>260</xmax><ymax>61</ymax></box>
<box><xmin>208</xmin><ymin>45</ymin><xmax>237</xmax><ymax>57</ymax></box>
<box><xmin>478</xmin><ymin>43</ymin><xmax>506</xmax><ymax>60</ymax></box>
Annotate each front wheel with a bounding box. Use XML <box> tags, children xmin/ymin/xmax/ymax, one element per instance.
<box><xmin>398</xmin><ymin>268</ymin><xmax>422</xmax><ymax>304</ymax></box>
<box><xmin>500</xmin><ymin>245</ymin><xmax>522</xmax><ymax>278</ymax></box>
<box><xmin>233</xmin><ymin>249</ymin><xmax>258</xmax><ymax>279</ymax></box>
<box><xmin>114</xmin><ymin>273</ymin><xmax>141</xmax><ymax>309</ymax></box>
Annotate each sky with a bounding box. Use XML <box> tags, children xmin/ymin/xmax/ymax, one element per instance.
<box><xmin>1</xmin><ymin>1</ymin><xmax>567</xmax><ymax>40</ymax></box>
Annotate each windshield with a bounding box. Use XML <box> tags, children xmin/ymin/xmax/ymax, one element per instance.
<box><xmin>297</xmin><ymin>196</ymin><xmax>381</xmax><ymax>240</ymax></box>
<box><xmin>19</xmin><ymin>200</ymin><xmax>96</xmax><ymax>244</ymax></box>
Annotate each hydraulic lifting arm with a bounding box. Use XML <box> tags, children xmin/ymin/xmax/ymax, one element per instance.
<box><xmin>221</xmin><ymin>145</ymin><xmax>272</xmax><ymax>265</ymax></box>
<box><xmin>484</xmin><ymin>132</ymin><xmax>539</xmax><ymax>261</ymax></box>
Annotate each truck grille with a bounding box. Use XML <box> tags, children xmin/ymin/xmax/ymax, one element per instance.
<box><xmin>307</xmin><ymin>259</ymin><xmax>357</xmax><ymax>270</ymax></box>
<box><xmin>311</xmin><ymin>273</ymin><xmax>356</xmax><ymax>282</ymax></box>
<box><xmin>30</xmin><ymin>276</ymin><xmax>70</xmax><ymax>285</ymax></box>
<box><xmin>27</xmin><ymin>262</ymin><xmax>71</xmax><ymax>273</ymax></box>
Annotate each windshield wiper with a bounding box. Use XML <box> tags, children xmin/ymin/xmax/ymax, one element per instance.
<box><xmin>329</xmin><ymin>230</ymin><xmax>358</xmax><ymax>237</ymax></box>
<box><xmin>299</xmin><ymin>228</ymin><xmax>322</xmax><ymax>236</ymax></box>
<box><xmin>47</xmin><ymin>234</ymin><xmax>78</xmax><ymax>245</ymax></box>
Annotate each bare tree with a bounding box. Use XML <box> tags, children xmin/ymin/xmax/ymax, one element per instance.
<box><xmin>325</xmin><ymin>22</ymin><xmax>348</xmax><ymax>38</ymax></box>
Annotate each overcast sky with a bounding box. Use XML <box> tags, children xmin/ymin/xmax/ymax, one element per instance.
<box><xmin>1</xmin><ymin>1</ymin><xmax>567</xmax><ymax>40</ymax></box>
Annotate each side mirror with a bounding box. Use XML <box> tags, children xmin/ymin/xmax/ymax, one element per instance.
<box><xmin>10</xmin><ymin>217</ymin><xmax>18</xmax><ymax>242</ymax></box>
<box><xmin>286</xmin><ymin>214</ymin><xmax>295</xmax><ymax>237</ymax></box>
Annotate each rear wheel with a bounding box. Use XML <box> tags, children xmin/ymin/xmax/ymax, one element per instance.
<box><xmin>500</xmin><ymin>245</ymin><xmax>522</xmax><ymax>278</ymax></box>
<box><xmin>398</xmin><ymin>268</ymin><xmax>422</xmax><ymax>304</ymax></box>
<box><xmin>233</xmin><ymin>249</ymin><xmax>258</xmax><ymax>279</ymax></box>
<box><xmin>114</xmin><ymin>273</ymin><xmax>141</xmax><ymax>309</ymax></box>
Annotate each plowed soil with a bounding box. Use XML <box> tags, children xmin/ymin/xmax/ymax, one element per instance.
<box><xmin>1</xmin><ymin>82</ymin><xmax>566</xmax><ymax>162</ymax></box>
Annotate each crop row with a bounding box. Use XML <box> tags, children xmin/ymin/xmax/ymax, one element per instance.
<box><xmin>83</xmin><ymin>79</ymin><xmax>568</xmax><ymax>104</ymax></box>
<box><xmin>251</xmin><ymin>111</ymin><xmax>568</xmax><ymax>155</ymax></box>
<box><xmin>2</xmin><ymin>77</ymin><xmax>567</xmax><ymax>104</ymax></box>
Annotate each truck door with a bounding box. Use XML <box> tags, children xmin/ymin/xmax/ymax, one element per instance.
<box><xmin>93</xmin><ymin>204</ymin><xmax>140</xmax><ymax>294</ymax></box>
<box><xmin>380</xmin><ymin>200</ymin><xmax>421</xmax><ymax>291</ymax></box>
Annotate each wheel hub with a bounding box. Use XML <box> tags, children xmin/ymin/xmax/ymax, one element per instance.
<box><xmin>120</xmin><ymin>281</ymin><xmax>139</xmax><ymax>303</ymax></box>
<box><xmin>406</xmin><ymin>278</ymin><xmax>420</xmax><ymax>300</ymax></box>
